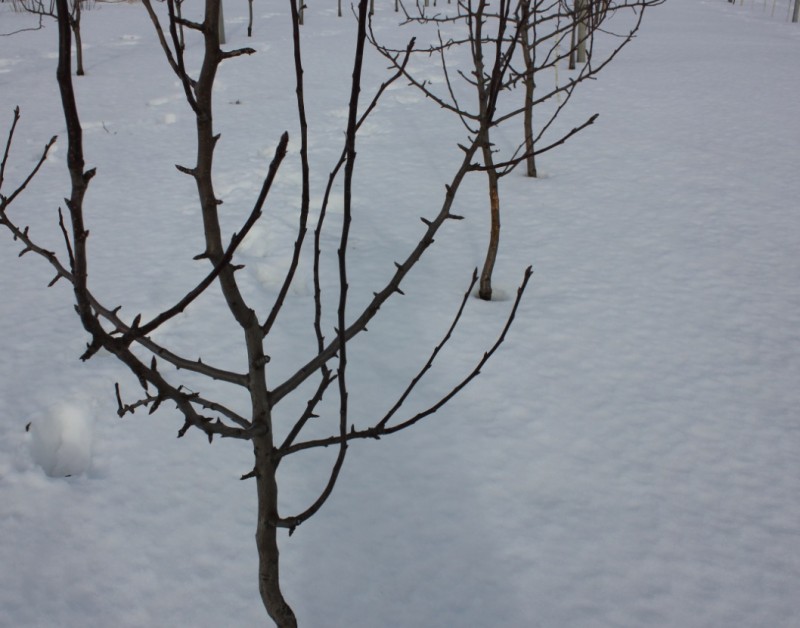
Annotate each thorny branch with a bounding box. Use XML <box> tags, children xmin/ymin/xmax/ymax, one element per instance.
<box><xmin>277</xmin><ymin>265</ymin><xmax>534</xmax><ymax>458</ymax></box>
<box><xmin>2</xmin><ymin>2</ymin><xmax>542</xmax><ymax>619</ymax></box>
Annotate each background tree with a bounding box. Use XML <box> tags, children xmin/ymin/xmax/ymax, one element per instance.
<box><xmin>372</xmin><ymin>0</ymin><xmax>661</xmax><ymax>300</ymax></box>
<box><xmin>519</xmin><ymin>0</ymin><xmax>538</xmax><ymax>177</ymax></box>
<box><xmin>9</xmin><ymin>0</ymin><xmax>87</xmax><ymax>74</ymax></box>
<box><xmin>1</xmin><ymin>0</ymin><xmax>531</xmax><ymax>625</ymax></box>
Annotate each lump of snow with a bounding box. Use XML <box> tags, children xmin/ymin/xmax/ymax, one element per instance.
<box><xmin>29</xmin><ymin>403</ymin><xmax>93</xmax><ymax>478</ymax></box>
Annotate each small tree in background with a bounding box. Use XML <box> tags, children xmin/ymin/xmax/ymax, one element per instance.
<box><xmin>8</xmin><ymin>0</ymin><xmax>88</xmax><ymax>74</ymax></box>
<box><xmin>372</xmin><ymin>0</ymin><xmax>662</xmax><ymax>300</ymax></box>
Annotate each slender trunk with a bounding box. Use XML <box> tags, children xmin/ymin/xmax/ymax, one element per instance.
<box><xmin>478</xmin><ymin>139</ymin><xmax>500</xmax><ymax>301</ymax></box>
<box><xmin>254</xmin><ymin>435</ymin><xmax>297</xmax><ymax>628</ymax></box>
<box><xmin>248</xmin><ymin>0</ymin><xmax>253</xmax><ymax>36</ymax></box>
<box><xmin>522</xmin><ymin>80</ymin><xmax>536</xmax><ymax>177</ymax></box>
<box><xmin>176</xmin><ymin>0</ymin><xmax>185</xmax><ymax>49</ymax></box>
<box><xmin>70</xmin><ymin>0</ymin><xmax>84</xmax><ymax>76</ymax></box>
<box><xmin>473</xmin><ymin>0</ymin><xmax>500</xmax><ymax>301</ymax></box>
<box><xmin>519</xmin><ymin>4</ymin><xmax>536</xmax><ymax>178</ymax></box>
<box><xmin>568</xmin><ymin>15</ymin><xmax>576</xmax><ymax>70</ymax></box>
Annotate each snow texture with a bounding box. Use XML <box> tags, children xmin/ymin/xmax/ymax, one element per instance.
<box><xmin>1</xmin><ymin>0</ymin><xmax>799</xmax><ymax>626</ymax></box>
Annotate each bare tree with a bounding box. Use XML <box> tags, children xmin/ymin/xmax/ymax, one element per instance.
<box><xmin>9</xmin><ymin>0</ymin><xmax>87</xmax><ymax>74</ymax></box>
<box><xmin>372</xmin><ymin>0</ymin><xmax>661</xmax><ymax>300</ymax></box>
<box><xmin>1</xmin><ymin>0</ymin><xmax>532</xmax><ymax>625</ymax></box>
<box><xmin>1</xmin><ymin>0</ymin><xmax>47</xmax><ymax>36</ymax></box>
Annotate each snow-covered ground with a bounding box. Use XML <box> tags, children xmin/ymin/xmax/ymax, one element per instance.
<box><xmin>1</xmin><ymin>0</ymin><xmax>799</xmax><ymax>626</ymax></box>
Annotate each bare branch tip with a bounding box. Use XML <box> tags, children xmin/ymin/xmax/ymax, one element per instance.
<box><xmin>175</xmin><ymin>164</ymin><xmax>196</xmax><ymax>176</ymax></box>
<box><xmin>240</xmin><ymin>468</ymin><xmax>258</xmax><ymax>481</ymax></box>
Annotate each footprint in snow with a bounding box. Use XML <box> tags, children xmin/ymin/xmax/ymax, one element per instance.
<box><xmin>0</xmin><ymin>58</ymin><xmax>20</xmax><ymax>74</ymax></box>
<box><xmin>116</xmin><ymin>34</ymin><xmax>141</xmax><ymax>46</ymax></box>
<box><xmin>146</xmin><ymin>95</ymin><xmax>181</xmax><ymax>125</ymax></box>
<box><xmin>147</xmin><ymin>94</ymin><xmax>182</xmax><ymax>107</ymax></box>
<box><xmin>392</xmin><ymin>91</ymin><xmax>423</xmax><ymax>105</ymax></box>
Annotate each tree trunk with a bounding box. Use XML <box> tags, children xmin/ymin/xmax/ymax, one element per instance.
<box><xmin>472</xmin><ymin>0</ymin><xmax>501</xmax><ymax>301</ymax></box>
<box><xmin>520</xmin><ymin>2</ymin><xmax>537</xmax><ymax>178</ymax></box>
<box><xmin>522</xmin><ymin>80</ymin><xmax>536</xmax><ymax>177</ymax></box>
<box><xmin>176</xmin><ymin>0</ymin><xmax>185</xmax><ymax>50</ymax></box>
<box><xmin>70</xmin><ymin>0</ymin><xmax>84</xmax><ymax>76</ymax></box>
<box><xmin>254</xmin><ymin>435</ymin><xmax>297</xmax><ymax>628</ymax></box>
<box><xmin>247</xmin><ymin>0</ymin><xmax>253</xmax><ymax>36</ymax></box>
<box><xmin>568</xmin><ymin>16</ymin><xmax>577</xmax><ymax>70</ymax></box>
<box><xmin>478</xmin><ymin>140</ymin><xmax>500</xmax><ymax>301</ymax></box>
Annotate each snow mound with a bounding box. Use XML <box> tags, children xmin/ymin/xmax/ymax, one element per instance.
<box><xmin>29</xmin><ymin>403</ymin><xmax>93</xmax><ymax>478</ymax></box>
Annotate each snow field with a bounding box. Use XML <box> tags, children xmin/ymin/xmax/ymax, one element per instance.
<box><xmin>1</xmin><ymin>0</ymin><xmax>799</xmax><ymax>626</ymax></box>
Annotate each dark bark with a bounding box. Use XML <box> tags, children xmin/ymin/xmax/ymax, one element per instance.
<box><xmin>70</xmin><ymin>0</ymin><xmax>83</xmax><ymax>76</ymax></box>
<box><xmin>478</xmin><ymin>143</ymin><xmax>500</xmax><ymax>300</ymax></box>
<box><xmin>520</xmin><ymin>0</ymin><xmax>537</xmax><ymax>178</ymax></box>
<box><xmin>254</xmin><ymin>439</ymin><xmax>297</xmax><ymax>627</ymax></box>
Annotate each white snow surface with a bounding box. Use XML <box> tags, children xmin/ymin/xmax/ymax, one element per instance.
<box><xmin>1</xmin><ymin>1</ymin><xmax>799</xmax><ymax>626</ymax></box>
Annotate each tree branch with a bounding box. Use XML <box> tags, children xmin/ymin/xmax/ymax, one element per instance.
<box><xmin>278</xmin><ymin>266</ymin><xmax>533</xmax><ymax>457</ymax></box>
<box><xmin>269</xmin><ymin>139</ymin><xmax>480</xmax><ymax>406</ymax></box>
